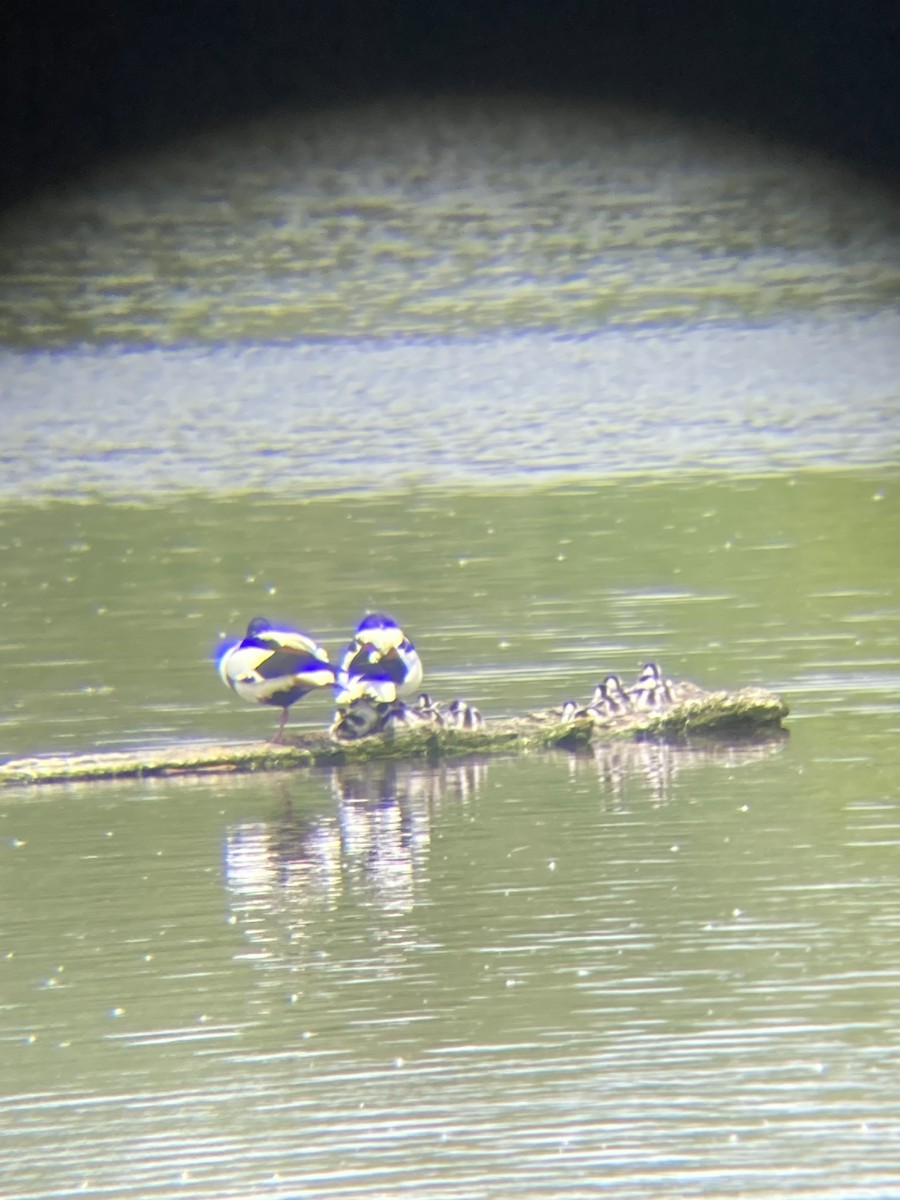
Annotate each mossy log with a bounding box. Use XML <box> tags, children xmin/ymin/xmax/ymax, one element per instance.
<box><xmin>0</xmin><ymin>685</ymin><xmax>788</xmax><ymax>788</ymax></box>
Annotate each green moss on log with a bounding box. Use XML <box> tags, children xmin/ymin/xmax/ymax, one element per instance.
<box><xmin>0</xmin><ymin>685</ymin><xmax>788</xmax><ymax>787</ymax></box>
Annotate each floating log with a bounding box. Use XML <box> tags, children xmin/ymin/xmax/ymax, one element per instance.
<box><xmin>0</xmin><ymin>684</ymin><xmax>788</xmax><ymax>788</ymax></box>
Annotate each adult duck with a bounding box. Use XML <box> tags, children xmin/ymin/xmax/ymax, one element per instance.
<box><xmin>334</xmin><ymin>613</ymin><xmax>423</xmax><ymax>705</ymax></box>
<box><xmin>217</xmin><ymin>616</ymin><xmax>335</xmax><ymax>742</ymax></box>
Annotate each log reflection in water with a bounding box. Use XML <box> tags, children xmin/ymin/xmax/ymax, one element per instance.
<box><xmin>565</xmin><ymin>734</ymin><xmax>789</xmax><ymax>808</ymax></box>
<box><xmin>224</xmin><ymin>740</ymin><xmax>785</xmax><ymax>973</ymax></box>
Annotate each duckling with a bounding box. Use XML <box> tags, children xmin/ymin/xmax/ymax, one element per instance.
<box><xmin>334</xmin><ymin>613</ymin><xmax>424</xmax><ymax>706</ymax></box>
<box><xmin>630</xmin><ymin>662</ymin><xmax>673</xmax><ymax>709</ymax></box>
<box><xmin>388</xmin><ymin>699</ymin><xmax>444</xmax><ymax>732</ymax></box>
<box><xmin>330</xmin><ymin>696</ymin><xmax>387</xmax><ymax>740</ymax></box>
<box><xmin>601</xmin><ymin>674</ymin><xmax>632</xmax><ymax>715</ymax></box>
<box><xmin>582</xmin><ymin>682</ymin><xmax>614</xmax><ymax>721</ymax></box>
<box><xmin>584</xmin><ymin>703</ymin><xmax>610</xmax><ymax>724</ymax></box>
<box><xmin>413</xmin><ymin>693</ymin><xmax>445</xmax><ymax>727</ymax></box>
<box><xmin>445</xmin><ymin>698</ymin><xmax>484</xmax><ymax>730</ymax></box>
<box><xmin>217</xmin><ymin>616</ymin><xmax>335</xmax><ymax>742</ymax></box>
<box><xmin>560</xmin><ymin>699</ymin><xmax>581</xmax><ymax>723</ymax></box>
<box><xmin>331</xmin><ymin>693</ymin><xmax>441</xmax><ymax>741</ymax></box>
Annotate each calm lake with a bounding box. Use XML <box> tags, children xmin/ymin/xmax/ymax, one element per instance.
<box><xmin>1</xmin><ymin>98</ymin><xmax>899</xmax><ymax>1199</ymax></box>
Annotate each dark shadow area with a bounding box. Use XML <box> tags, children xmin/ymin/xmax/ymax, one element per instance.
<box><xmin>2</xmin><ymin>0</ymin><xmax>899</xmax><ymax>204</ymax></box>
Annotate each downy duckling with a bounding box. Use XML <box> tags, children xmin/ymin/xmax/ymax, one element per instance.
<box><xmin>582</xmin><ymin>682</ymin><xmax>615</xmax><ymax>722</ymax></box>
<box><xmin>445</xmin><ymin>698</ymin><xmax>484</xmax><ymax>730</ymax></box>
<box><xmin>630</xmin><ymin>662</ymin><xmax>673</xmax><ymax>709</ymax></box>
<box><xmin>600</xmin><ymin>675</ymin><xmax>632</xmax><ymax>715</ymax></box>
<box><xmin>330</xmin><ymin>696</ymin><xmax>386</xmax><ymax>740</ymax></box>
<box><xmin>217</xmin><ymin>616</ymin><xmax>335</xmax><ymax>742</ymax></box>
<box><xmin>414</xmin><ymin>692</ymin><xmax>445</xmax><ymax>726</ymax></box>
<box><xmin>388</xmin><ymin>699</ymin><xmax>445</xmax><ymax>732</ymax></box>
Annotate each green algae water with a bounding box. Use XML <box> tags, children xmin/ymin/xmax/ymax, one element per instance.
<box><xmin>0</xmin><ymin>476</ymin><xmax>896</xmax><ymax>756</ymax></box>
<box><xmin>1</xmin><ymin>96</ymin><xmax>899</xmax><ymax>1200</ymax></box>
<box><xmin>1</xmin><ymin>476</ymin><xmax>899</xmax><ymax>1200</ymax></box>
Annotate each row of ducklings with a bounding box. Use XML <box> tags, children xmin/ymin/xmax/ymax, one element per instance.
<box><xmin>332</xmin><ymin>692</ymin><xmax>484</xmax><ymax>741</ymax></box>
<box><xmin>333</xmin><ymin>663</ymin><xmax>685</xmax><ymax>741</ymax></box>
<box><xmin>218</xmin><ymin>612</ymin><xmax>462</xmax><ymax>742</ymax></box>
<box><xmin>557</xmin><ymin>663</ymin><xmax>695</xmax><ymax>724</ymax></box>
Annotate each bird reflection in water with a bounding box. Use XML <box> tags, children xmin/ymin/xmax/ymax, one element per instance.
<box><xmin>224</xmin><ymin>758</ymin><xmax>489</xmax><ymax>963</ymax></box>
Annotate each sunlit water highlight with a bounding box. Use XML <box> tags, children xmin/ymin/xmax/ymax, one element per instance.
<box><xmin>2</xmin><ymin>314</ymin><xmax>900</xmax><ymax>500</ymax></box>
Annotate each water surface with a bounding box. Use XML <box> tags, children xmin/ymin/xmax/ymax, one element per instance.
<box><xmin>2</xmin><ymin>99</ymin><xmax>898</xmax><ymax>347</ymax></box>
<box><xmin>2</xmin><ymin>476</ymin><xmax>899</xmax><ymax>1199</ymax></box>
<box><xmin>1</xmin><ymin>97</ymin><xmax>899</xmax><ymax>1200</ymax></box>
<box><xmin>2</xmin><ymin>722</ymin><xmax>899</xmax><ymax>1199</ymax></box>
<box><xmin>3</xmin><ymin>316</ymin><xmax>900</xmax><ymax>499</ymax></box>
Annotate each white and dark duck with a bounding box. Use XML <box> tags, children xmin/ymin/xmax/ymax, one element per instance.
<box><xmin>331</xmin><ymin>613</ymin><xmax>424</xmax><ymax>738</ymax></box>
<box><xmin>334</xmin><ymin>613</ymin><xmax>423</xmax><ymax>705</ymax></box>
<box><xmin>217</xmin><ymin>616</ymin><xmax>335</xmax><ymax>742</ymax></box>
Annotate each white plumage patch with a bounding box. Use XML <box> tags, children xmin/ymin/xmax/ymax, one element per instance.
<box><xmin>218</xmin><ymin>620</ymin><xmax>335</xmax><ymax>709</ymax></box>
<box><xmin>354</xmin><ymin>624</ymin><xmax>404</xmax><ymax>654</ymax></box>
